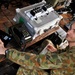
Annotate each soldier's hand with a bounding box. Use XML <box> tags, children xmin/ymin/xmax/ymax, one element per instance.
<box><xmin>0</xmin><ymin>39</ymin><xmax>7</xmax><ymax>55</ymax></box>
<box><xmin>47</xmin><ymin>44</ymin><xmax>57</xmax><ymax>52</ymax></box>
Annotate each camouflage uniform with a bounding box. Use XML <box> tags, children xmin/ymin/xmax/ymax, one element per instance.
<box><xmin>6</xmin><ymin>46</ymin><xmax>75</xmax><ymax>75</ymax></box>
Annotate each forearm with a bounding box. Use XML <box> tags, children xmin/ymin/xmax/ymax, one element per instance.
<box><xmin>6</xmin><ymin>49</ymin><xmax>62</xmax><ymax>69</ymax></box>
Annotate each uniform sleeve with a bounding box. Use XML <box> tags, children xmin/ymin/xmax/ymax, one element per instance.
<box><xmin>6</xmin><ymin>49</ymin><xmax>63</xmax><ymax>69</ymax></box>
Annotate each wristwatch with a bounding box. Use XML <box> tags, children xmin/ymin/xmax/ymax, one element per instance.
<box><xmin>5</xmin><ymin>49</ymin><xmax>9</xmax><ymax>57</ymax></box>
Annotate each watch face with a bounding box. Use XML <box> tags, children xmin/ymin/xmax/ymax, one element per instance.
<box><xmin>5</xmin><ymin>49</ymin><xmax>8</xmax><ymax>54</ymax></box>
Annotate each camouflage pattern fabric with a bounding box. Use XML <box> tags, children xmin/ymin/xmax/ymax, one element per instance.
<box><xmin>6</xmin><ymin>46</ymin><xmax>75</xmax><ymax>75</ymax></box>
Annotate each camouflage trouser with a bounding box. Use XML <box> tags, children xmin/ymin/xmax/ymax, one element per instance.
<box><xmin>16</xmin><ymin>66</ymin><xmax>49</xmax><ymax>75</ymax></box>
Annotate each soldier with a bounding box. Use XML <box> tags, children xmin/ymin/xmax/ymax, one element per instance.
<box><xmin>0</xmin><ymin>21</ymin><xmax>75</xmax><ymax>75</ymax></box>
